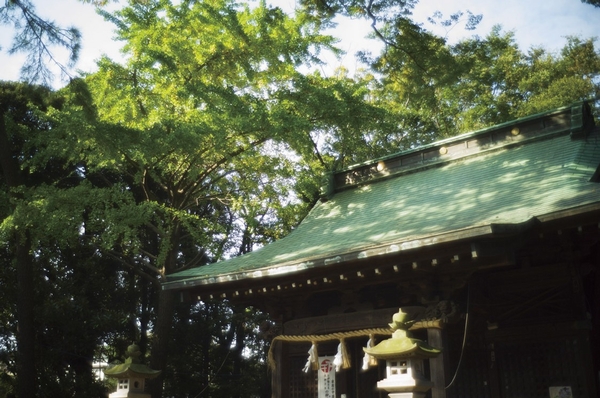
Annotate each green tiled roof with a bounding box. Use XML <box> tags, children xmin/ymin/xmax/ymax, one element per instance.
<box><xmin>164</xmin><ymin>104</ymin><xmax>600</xmax><ymax>290</ymax></box>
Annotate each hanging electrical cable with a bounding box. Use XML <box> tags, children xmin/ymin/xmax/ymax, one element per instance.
<box><xmin>445</xmin><ymin>282</ymin><xmax>471</xmax><ymax>390</ymax></box>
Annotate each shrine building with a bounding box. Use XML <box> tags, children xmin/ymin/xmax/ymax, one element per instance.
<box><xmin>163</xmin><ymin>101</ymin><xmax>600</xmax><ymax>398</ymax></box>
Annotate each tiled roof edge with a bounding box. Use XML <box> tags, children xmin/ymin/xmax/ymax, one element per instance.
<box><xmin>162</xmin><ymin>216</ymin><xmax>544</xmax><ymax>291</ymax></box>
<box><xmin>163</xmin><ymin>201</ymin><xmax>600</xmax><ymax>292</ymax></box>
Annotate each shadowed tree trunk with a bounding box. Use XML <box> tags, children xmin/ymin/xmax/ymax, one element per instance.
<box><xmin>148</xmin><ymin>228</ymin><xmax>181</xmax><ymax>398</ymax></box>
<box><xmin>0</xmin><ymin>104</ymin><xmax>37</xmax><ymax>398</ymax></box>
<box><xmin>15</xmin><ymin>236</ymin><xmax>36</xmax><ymax>398</ymax></box>
<box><xmin>148</xmin><ymin>289</ymin><xmax>176</xmax><ymax>398</ymax></box>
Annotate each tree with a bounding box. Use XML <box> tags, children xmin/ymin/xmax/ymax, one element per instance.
<box><xmin>581</xmin><ymin>0</ymin><xmax>600</xmax><ymax>7</ymax></box>
<box><xmin>297</xmin><ymin>0</ymin><xmax>480</xmax><ymax>70</ymax></box>
<box><xmin>166</xmin><ymin>301</ymin><xmax>272</xmax><ymax>398</ymax></box>
<box><xmin>0</xmin><ymin>0</ymin><xmax>118</xmax><ymax>85</ymax></box>
<box><xmin>518</xmin><ymin>36</ymin><xmax>600</xmax><ymax>115</ymax></box>
<box><xmin>70</xmin><ymin>1</ymin><xmax>391</xmax><ymax>396</ymax></box>
<box><xmin>368</xmin><ymin>26</ymin><xmax>600</xmax><ymax>143</ymax></box>
<box><xmin>1</xmin><ymin>1</ymin><xmax>391</xmax><ymax>395</ymax></box>
<box><xmin>0</xmin><ymin>81</ymin><xmax>56</xmax><ymax>398</ymax></box>
<box><xmin>0</xmin><ymin>0</ymin><xmax>82</xmax><ymax>84</ymax></box>
<box><xmin>0</xmin><ymin>81</ymin><xmax>138</xmax><ymax>397</ymax></box>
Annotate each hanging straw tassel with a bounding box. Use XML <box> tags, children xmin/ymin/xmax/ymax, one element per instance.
<box><xmin>333</xmin><ymin>342</ymin><xmax>343</xmax><ymax>371</ymax></box>
<box><xmin>303</xmin><ymin>341</ymin><xmax>318</xmax><ymax>373</ymax></box>
<box><xmin>341</xmin><ymin>338</ymin><xmax>351</xmax><ymax>369</ymax></box>
<box><xmin>362</xmin><ymin>334</ymin><xmax>378</xmax><ymax>370</ymax></box>
<box><xmin>333</xmin><ymin>338</ymin><xmax>351</xmax><ymax>372</ymax></box>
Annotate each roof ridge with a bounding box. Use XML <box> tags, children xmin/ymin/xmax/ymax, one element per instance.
<box><xmin>320</xmin><ymin>102</ymin><xmax>595</xmax><ymax>200</ymax></box>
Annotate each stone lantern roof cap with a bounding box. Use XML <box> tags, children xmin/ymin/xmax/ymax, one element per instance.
<box><xmin>364</xmin><ymin>310</ymin><xmax>441</xmax><ymax>359</ymax></box>
<box><xmin>104</xmin><ymin>344</ymin><xmax>161</xmax><ymax>379</ymax></box>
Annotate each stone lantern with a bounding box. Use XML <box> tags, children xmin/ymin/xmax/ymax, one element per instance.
<box><xmin>363</xmin><ymin>309</ymin><xmax>441</xmax><ymax>398</ymax></box>
<box><xmin>104</xmin><ymin>343</ymin><xmax>161</xmax><ymax>398</ymax></box>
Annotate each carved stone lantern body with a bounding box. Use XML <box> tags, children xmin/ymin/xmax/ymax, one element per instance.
<box><xmin>378</xmin><ymin>357</ymin><xmax>432</xmax><ymax>398</ymax></box>
<box><xmin>111</xmin><ymin>376</ymin><xmax>148</xmax><ymax>398</ymax></box>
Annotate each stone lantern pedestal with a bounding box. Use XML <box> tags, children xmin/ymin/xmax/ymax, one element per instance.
<box><xmin>104</xmin><ymin>344</ymin><xmax>161</xmax><ymax>398</ymax></box>
<box><xmin>364</xmin><ymin>310</ymin><xmax>441</xmax><ymax>398</ymax></box>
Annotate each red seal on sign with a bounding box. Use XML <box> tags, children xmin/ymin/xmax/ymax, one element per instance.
<box><xmin>320</xmin><ymin>359</ymin><xmax>333</xmax><ymax>373</ymax></box>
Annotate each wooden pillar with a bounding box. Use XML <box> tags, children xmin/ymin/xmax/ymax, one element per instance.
<box><xmin>427</xmin><ymin>327</ymin><xmax>448</xmax><ymax>398</ymax></box>
<box><xmin>270</xmin><ymin>339</ymin><xmax>283</xmax><ymax>398</ymax></box>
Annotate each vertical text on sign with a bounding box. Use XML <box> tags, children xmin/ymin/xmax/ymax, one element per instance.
<box><xmin>318</xmin><ymin>356</ymin><xmax>336</xmax><ymax>398</ymax></box>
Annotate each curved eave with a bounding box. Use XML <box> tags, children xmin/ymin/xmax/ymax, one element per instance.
<box><xmin>164</xmin><ymin>202</ymin><xmax>600</xmax><ymax>292</ymax></box>
<box><xmin>163</xmin><ymin>216</ymin><xmax>541</xmax><ymax>292</ymax></box>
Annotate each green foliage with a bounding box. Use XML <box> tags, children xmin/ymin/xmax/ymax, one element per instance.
<box><xmin>84</xmin><ymin>0</ymin><xmax>394</xmax><ymax>273</ymax></box>
<box><xmin>517</xmin><ymin>37</ymin><xmax>600</xmax><ymax>116</ymax></box>
<box><xmin>64</xmin><ymin>1</ymin><xmax>397</xmax><ymax>395</ymax></box>
<box><xmin>31</xmin><ymin>244</ymin><xmax>128</xmax><ymax>398</ymax></box>
<box><xmin>297</xmin><ymin>0</ymin><xmax>418</xmax><ymax>23</ymax></box>
<box><xmin>0</xmin><ymin>80</ymin><xmax>134</xmax><ymax>397</ymax></box>
<box><xmin>370</xmin><ymin>27</ymin><xmax>600</xmax><ymax>141</ymax></box>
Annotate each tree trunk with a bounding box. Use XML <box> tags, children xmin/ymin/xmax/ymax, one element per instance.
<box><xmin>16</xmin><ymin>236</ymin><xmax>37</xmax><ymax>398</ymax></box>
<box><xmin>232</xmin><ymin>319</ymin><xmax>246</xmax><ymax>398</ymax></box>
<box><xmin>1</xmin><ymin>110</ymin><xmax>37</xmax><ymax>397</ymax></box>
<box><xmin>201</xmin><ymin>306</ymin><xmax>211</xmax><ymax>398</ymax></box>
<box><xmin>148</xmin><ymin>226</ymin><xmax>182</xmax><ymax>398</ymax></box>
<box><xmin>148</xmin><ymin>287</ymin><xmax>176</xmax><ymax>398</ymax></box>
<box><xmin>139</xmin><ymin>277</ymin><xmax>151</xmax><ymax>358</ymax></box>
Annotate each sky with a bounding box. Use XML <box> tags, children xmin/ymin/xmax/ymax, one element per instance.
<box><xmin>0</xmin><ymin>0</ymin><xmax>599</xmax><ymax>87</ymax></box>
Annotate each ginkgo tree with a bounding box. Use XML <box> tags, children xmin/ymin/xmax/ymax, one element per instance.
<box><xmin>0</xmin><ymin>0</ymin><xmax>392</xmax><ymax>395</ymax></box>
<box><xmin>67</xmin><ymin>0</ymin><xmax>390</xmax><ymax>396</ymax></box>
